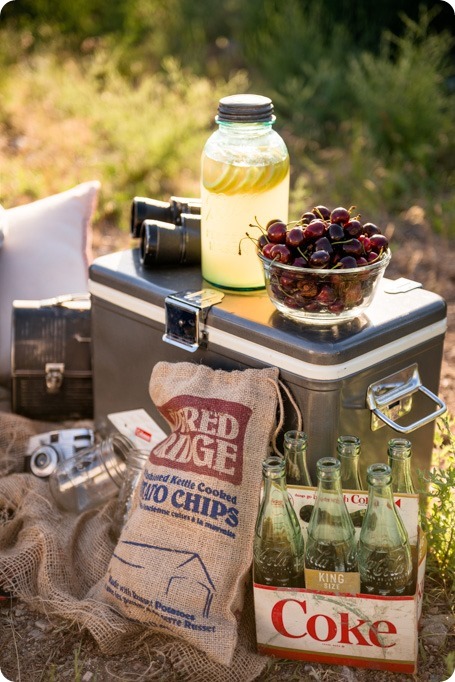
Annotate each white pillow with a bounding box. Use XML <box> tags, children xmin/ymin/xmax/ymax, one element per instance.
<box><xmin>0</xmin><ymin>181</ymin><xmax>100</xmax><ymax>384</ymax></box>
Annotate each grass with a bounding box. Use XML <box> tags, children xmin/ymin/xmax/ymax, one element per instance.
<box><xmin>419</xmin><ymin>413</ymin><xmax>455</xmax><ymax>602</ymax></box>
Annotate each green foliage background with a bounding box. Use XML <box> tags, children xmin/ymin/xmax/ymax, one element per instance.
<box><xmin>0</xmin><ymin>0</ymin><xmax>454</xmax><ymax>233</ymax></box>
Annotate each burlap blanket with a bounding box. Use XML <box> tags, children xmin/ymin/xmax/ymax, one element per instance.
<box><xmin>0</xmin><ymin>391</ymin><xmax>267</xmax><ymax>682</ymax></box>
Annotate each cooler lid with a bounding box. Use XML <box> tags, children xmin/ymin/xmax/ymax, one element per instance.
<box><xmin>89</xmin><ymin>249</ymin><xmax>447</xmax><ymax>381</ymax></box>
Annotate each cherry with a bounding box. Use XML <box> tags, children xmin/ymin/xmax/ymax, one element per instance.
<box><xmin>309</xmin><ymin>250</ymin><xmax>330</xmax><ymax>268</ymax></box>
<box><xmin>328</xmin><ymin>223</ymin><xmax>344</xmax><ymax>241</ymax></box>
<box><xmin>330</xmin><ymin>206</ymin><xmax>351</xmax><ymax>225</ymax></box>
<box><xmin>262</xmin><ymin>242</ymin><xmax>275</xmax><ymax>259</ymax></box>
<box><xmin>338</xmin><ymin>256</ymin><xmax>358</xmax><ymax>269</ymax></box>
<box><xmin>257</xmin><ymin>234</ymin><xmax>269</xmax><ymax>250</ymax></box>
<box><xmin>313</xmin><ymin>205</ymin><xmax>331</xmax><ymax>221</ymax></box>
<box><xmin>356</xmin><ymin>256</ymin><xmax>368</xmax><ymax>266</ymax></box>
<box><xmin>293</xmin><ymin>256</ymin><xmax>309</xmax><ymax>267</ymax></box>
<box><xmin>297</xmin><ymin>279</ymin><xmax>318</xmax><ymax>297</ymax></box>
<box><xmin>267</xmin><ymin>221</ymin><xmax>287</xmax><ymax>244</ymax></box>
<box><xmin>280</xmin><ymin>272</ymin><xmax>297</xmax><ymax>289</ymax></box>
<box><xmin>270</xmin><ymin>243</ymin><xmax>292</xmax><ymax>263</ymax></box>
<box><xmin>300</xmin><ymin>211</ymin><xmax>316</xmax><ymax>224</ymax></box>
<box><xmin>316</xmin><ymin>285</ymin><xmax>336</xmax><ymax>304</ymax></box>
<box><xmin>315</xmin><ymin>236</ymin><xmax>333</xmax><ymax>255</ymax></box>
<box><xmin>266</xmin><ymin>218</ymin><xmax>285</xmax><ymax>229</ymax></box>
<box><xmin>344</xmin><ymin>282</ymin><xmax>362</xmax><ymax>305</ymax></box>
<box><xmin>367</xmin><ymin>251</ymin><xmax>380</xmax><ymax>263</ymax></box>
<box><xmin>286</xmin><ymin>226</ymin><xmax>305</xmax><ymax>248</ymax></box>
<box><xmin>363</xmin><ymin>222</ymin><xmax>381</xmax><ymax>236</ymax></box>
<box><xmin>358</xmin><ymin>234</ymin><xmax>372</xmax><ymax>252</ymax></box>
<box><xmin>369</xmin><ymin>234</ymin><xmax>389</xmax><ymax>251</ymax></box>
<box><xmin>305</xmin><ymin>220</ymin><xmax>326</xmax><ymax>239</ymax></box>
<box><xmin>344</xmin><ymin>219</ymin><xmax>363</xmax><ymax>237</ymax></box>
<box><xmin>343</xmin><ymin>238</ymin><xmax>363</xmax><ymax>257</ymax></box>
<box><xmin>328</xmin><ymin>299</ymin><xmax>345</xmax><ymax>313</ymax></box>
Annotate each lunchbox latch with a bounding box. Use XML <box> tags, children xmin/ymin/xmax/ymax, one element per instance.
<box><xmin>45</xmin><ymin>362</ymin><xmax>65</xmax><ymax>394</ymax></box>
<box><xmin>163</xmin><ymin>289</ymin><xmax>224</xmax><ymax>352</ymax></box>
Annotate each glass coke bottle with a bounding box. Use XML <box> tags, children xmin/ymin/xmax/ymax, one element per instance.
<box><xmin>337</xmin><ymin>434</ymin><xmax>365</xmax><ymax>527</ymax></box>
<box><xmin>284</xmin><ymin>430</ymin><xmax>312</xmax><ymax>486</ymax></box>
<box><xmin>388</xmin><ymin>438</ymin><xmax>415</xmax><ymax>494</ymax></box>
<box><xmin>200</xmin><ymin>94</ymin><xmax>290</xmax><ymax>291</ymax></box>
<box><xmin>253</xmin><ymin>455</ymin><xmax>305</xmax><ymax>588</ymax></box>
<box><xmin>358</xmin><ymin>463</ymin><xmax>413</xmax><ymax>596</ymax></box>
<box><xmin>304</xmin><ymin>457</ymin><xmax>359</xmax><ymax>593</ymax></box>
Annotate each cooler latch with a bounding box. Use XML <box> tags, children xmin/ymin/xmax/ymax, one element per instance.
<box><xmin>367</xmin><ymin>363</ymin><xmax>446</xmax><ymax>433</ymax></box>
<box><xmin>45</xmin><ymin>363</ymin><xmax>65</xmax><ymax>394</ymax></box>
<box><xmin>163</xmin><ymin>289</ymin><xmax>224</xmax><ymax>352</ymax></box>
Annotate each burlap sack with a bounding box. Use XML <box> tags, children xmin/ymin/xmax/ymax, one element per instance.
<box><xmin>99</xmin><ymin>362</ymin><xmax>280</xmax><ymax>666</ymax></box>
<box><xmin>0</xmin><ymin>408</ymin><xmax>269</xmax><ymax>682</ymax></box>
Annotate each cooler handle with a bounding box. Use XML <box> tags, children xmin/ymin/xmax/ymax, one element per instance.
<box><xmin>367</xmin><ymin>364</ymin><xmax>447</xmax><ymax>434</ymax></box>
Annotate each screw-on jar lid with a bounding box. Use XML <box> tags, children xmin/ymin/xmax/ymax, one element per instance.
<box><xmin>216</xmin><ymin>94</ymin><xmax>275</xmax><ymax>123</ymax></box>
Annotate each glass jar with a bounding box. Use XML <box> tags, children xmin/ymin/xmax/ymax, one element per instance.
<box><xmin>48</xmin><ymin>434</ymin><xmax>133</xmax><ymax>514</ymax></box>
<box><xmin>200</xmin><ymin>94</ymin><xmax>290</xmax><ymax>291</ymax></box>
<box><xmin>111</xmin><ymin>448</ymin><xmax>150</xmax><ymax>539</ymax></box>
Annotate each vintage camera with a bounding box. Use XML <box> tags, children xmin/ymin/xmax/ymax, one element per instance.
<box><xmin>24</xmin><ymin>428</ymin><xmax>95</xmax><ymax>478</ymax></box>
<box><xmin>130</xmin><ymin>195</ymin><xmax>201</xmax><ymax>238</ymax></box>
<box><xmin>140</xmin><ymin>214</ymin><xmax>201</xmax><ymax>268</ymax></box>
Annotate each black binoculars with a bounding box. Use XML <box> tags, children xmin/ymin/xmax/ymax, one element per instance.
<box><xmin>130</xmin><ymin>196</ymin><xmax>201</xmax><ymax>268</ymax></box>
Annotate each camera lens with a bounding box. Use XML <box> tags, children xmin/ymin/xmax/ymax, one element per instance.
<box><xmin>140</xmin><ymin>215</ymin><xmax>201</xmax><ymax>267</ymax></box>
<box><xmin>130</xmin><ymin>197</ymin><xmax>173</xmax><ymax>238</ymax></box>
<box><xmin>28</xmin><ymin>445</ymin><xmax>60</xmax><ymax>477</ymax></box>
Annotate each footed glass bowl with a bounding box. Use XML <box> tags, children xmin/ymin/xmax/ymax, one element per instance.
<box><xmin>258</xmin><ymin>249</ymin><xmax>391</xmax><ymax>324</ymax></box>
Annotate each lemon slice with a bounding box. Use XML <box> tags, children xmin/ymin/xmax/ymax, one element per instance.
<box><xmin>229</xmin><ymin>166</ymin><xmax>261</xmax><ymax>194</ymax></box>
<box><xmin>202</xmin><ymin>158</ymin><xmax>232</xmax><ymax>191</ymax></box>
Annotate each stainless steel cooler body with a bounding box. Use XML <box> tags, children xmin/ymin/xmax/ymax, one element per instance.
<box><xmin>89</xmin><ymin>249</ymin><xmax>447</xmax><ymax>483</ymax></box>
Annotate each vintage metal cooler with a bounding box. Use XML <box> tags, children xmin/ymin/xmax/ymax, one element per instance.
<box><xmin>88</xmin><ymin>248</ymin><xmax>447</xmax><ymax>480</ymax></box>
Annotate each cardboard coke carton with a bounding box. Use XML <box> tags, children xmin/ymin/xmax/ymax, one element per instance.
<box><xmin>253</xmin><ymin>487</ymin><xmax>425</xmax><ymax>673</ymax></box>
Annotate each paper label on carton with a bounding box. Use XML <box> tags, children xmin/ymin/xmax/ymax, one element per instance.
<box><xmin>288</xmin><ymin>486</ymin><xmax>419</xmax><ymax>545</ymax></box>
<box><xmin>108</xmin><ymin>409</ymin><xmax>168</xmax><ymax>450</ymax></box>
<box><xmin>304</xmin><ymin>569</ymin><xmax>360</xmax><ymax>594</ymax></box>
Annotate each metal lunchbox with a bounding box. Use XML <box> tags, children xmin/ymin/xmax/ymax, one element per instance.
<box><xmin>11</xmin><ymin>294</ymin><xmax>93</xmax><ymax>420</ymax></box>
<box><xmin>88</xmin><ymin>249</ymin><xmax>447</xmax><ymax>479</ymax></box>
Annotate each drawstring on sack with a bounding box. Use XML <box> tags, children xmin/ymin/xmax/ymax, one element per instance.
<box><xmin>268</xmin><ymin>377</ymin><xmax>304</xmax><ymax>457</ymax></box>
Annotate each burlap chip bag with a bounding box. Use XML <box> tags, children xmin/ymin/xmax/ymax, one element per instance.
<box><xmin>99</xmin><ymin>362</ymin><xmax>280</xmax><ymax>666</ymax></box>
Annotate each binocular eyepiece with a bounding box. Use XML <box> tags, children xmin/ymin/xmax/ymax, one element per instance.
<box><xmin>131</xmin><ymin>195</ymin><xmax>201</xmax><ymax>239</ymax></box>
<box><xmin>131</xmin><ymin>195</ymin><xmax>201</xmax><ymax>268</ymax></box>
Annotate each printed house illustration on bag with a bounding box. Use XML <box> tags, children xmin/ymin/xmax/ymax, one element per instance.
<box><xmin>112</xmin><ymin>540</ymin><xmax>216</xmax><ymax>619</ymax></box>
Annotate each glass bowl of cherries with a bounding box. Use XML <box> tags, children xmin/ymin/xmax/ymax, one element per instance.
<box><xmin>253</xmin><ymin>204</ymin><xmax>391</xmax><ymax>324</ymax></box>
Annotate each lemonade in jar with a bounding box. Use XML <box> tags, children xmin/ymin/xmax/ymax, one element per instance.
<box><xmin>201</xmin><ymin>94</ymin><xmax>290</xmax><ymax>291</ymax></box>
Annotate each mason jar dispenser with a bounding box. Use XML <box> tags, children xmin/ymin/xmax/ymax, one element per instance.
<box><xmin>201</xmin><ymin>94</ymin><xmax>290</xmax><ymax>290</ymax></box>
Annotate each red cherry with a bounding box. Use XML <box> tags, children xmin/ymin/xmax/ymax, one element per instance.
<box><xmin>270</xmin><ymin>243</ymin><xmax>292</xmax><ymax>263</ymax></box>
<box><xmin>305</xmin><ymin>220</ymin><xmax>326</xmax><ymax>239</ymax></box>
<box><xmin>267</xmin><ymin>221</ymin><xmax>287</xmax><ymax>243</ymax></box>
<box><xmin>286</xmin><ymin>227</ymin><xmax>305</xmax><ymax>248</ymax></box>
<box><xmin>369</xmin><ymin>234</ymin><xmax>389</xmax><ymax>251</ymax></box>
<box><xmin>262</xmin><ymin>242</ymin><xmax>275</xmax><ymax>259</ymax></box>
<box><xmin>330</xmin><ymin>207</ymin><xmax>351</xmax><ymax>225</ymax></box>
<box><xmin>313</xmin><ymin>205</ymin><xmax>331</xmax><ymax>221</ymax></box>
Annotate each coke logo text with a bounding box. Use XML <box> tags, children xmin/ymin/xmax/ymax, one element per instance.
<box><xmin>271</xmin><ymin>599</ymin><xmax>397</xmax><ymax>648</ymax></box>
